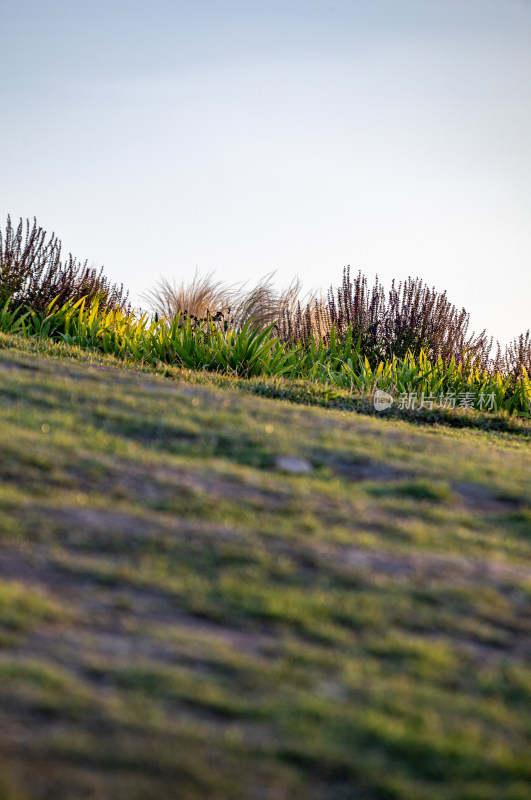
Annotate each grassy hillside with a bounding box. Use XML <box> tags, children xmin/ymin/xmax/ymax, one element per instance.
<box><xmin>0</xmin><ymin>333</ymin><xmax>530</xmax><ymax>800</ymax></box>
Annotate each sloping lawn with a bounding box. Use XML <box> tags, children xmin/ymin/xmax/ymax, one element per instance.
<box><xmin>0</xmin><ymin>335</ymin><xmax>530</xmax><ymax>800</ymax></box>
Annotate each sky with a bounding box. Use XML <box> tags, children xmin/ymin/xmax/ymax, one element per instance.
<box><xmin>1</xmin><ymin>0</ymin><xmax>530</xmax><ymax>347</ymax></box>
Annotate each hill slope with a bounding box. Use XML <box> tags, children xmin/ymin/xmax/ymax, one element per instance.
<box><xmin>0</xmin><ymin>336</ymin><xmax>530</xmax><ymax>800</ymax></box>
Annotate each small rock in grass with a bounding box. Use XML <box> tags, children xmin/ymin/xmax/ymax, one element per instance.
<box><xmin>275</xmin><ymin>456</ymin><xmax>313</xmax><ymax>474</ymax></box>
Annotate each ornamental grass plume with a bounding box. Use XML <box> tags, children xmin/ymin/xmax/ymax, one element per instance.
<box><xmin>231</xmin><ymin>272</ymin><xmax>302</xmax><ymax>332</ymax></box>
<box><xmin>145</xmin><ymin>270</ymin><xmax>304</xmax><ymax>334</ymax></box>
<box><xmin>143</xmin><ymin>269</ymin><xmax>233</xmax><ymax>323</ymax></box>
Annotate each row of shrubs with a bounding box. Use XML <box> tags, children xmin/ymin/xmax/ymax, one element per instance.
<box><xmin>1</xmin><ymin>214</ymin><xmax>530</xmax><ymax>384</ymax></box>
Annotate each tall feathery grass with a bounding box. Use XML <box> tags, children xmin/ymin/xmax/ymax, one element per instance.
<box><xmin>143</xmin><ymin>270</ymin><xmax>303</xmax><ymax>332</ymax></box>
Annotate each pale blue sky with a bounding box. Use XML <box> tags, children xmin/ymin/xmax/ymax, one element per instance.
<box><xmin>2</xmin><ymin>0</ymin><xmax>530</xmax><ymax>346</ymax></box>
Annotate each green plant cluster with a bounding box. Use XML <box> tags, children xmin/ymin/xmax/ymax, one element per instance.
<box><xmin>1</xmin><ymin>215</ymin><xmax>529</xmax><ymax>418</ymax></box>
<box><xmin>1</xmin><ymin>295</ymin><xmax>529</xmax><ymax>416</ymax></box>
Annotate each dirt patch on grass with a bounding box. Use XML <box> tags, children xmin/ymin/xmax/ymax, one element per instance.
<box><xmin>451</xmin><ymin>480</ymin><xmax>528</xmax><ymax>513</ymax></box>
<box><xmin>317</xmin><ymin>454</ymin><xmax>414</xmax><ymax>483</ymax></box>
<box><xmin>340</xmin><ymin>544</ymin><xmax>531</xmax><ymax>582</ymax></box>
<box><xmin>68</xmin><ymin>455</ymin><xmax>289</xmax><ymax>512</ymax></box>
<box><xmin>0</xmin><ymin>544</ymin><xmax>270</xmax><ymax>657</ymax></box>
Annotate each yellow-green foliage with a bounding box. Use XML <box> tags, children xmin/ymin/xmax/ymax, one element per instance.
<box><xmin>1</xmin><ymin>296</ymin><xmax>529</xmax><ymax>415</ymax></box>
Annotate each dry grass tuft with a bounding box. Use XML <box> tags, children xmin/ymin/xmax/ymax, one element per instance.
<box><xmin>143</xmin><ymin>270</ymin><xmax>233</xmax><ymax>321</ymax></box>
<box><xmin>145</xmin><ymin>270</ymin><xmax>305</xmax><ymax>333</ymax></box>
<box><xmin>232</xmin><ymin>273</ymin><xmax>302</xmax><ymax>331</ymax></box>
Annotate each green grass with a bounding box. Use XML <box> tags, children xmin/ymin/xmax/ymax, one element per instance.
<box><xmin>0</xmin><ymin>332</ymin><xmax>530</xmax><ymax>800</ymax></box>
